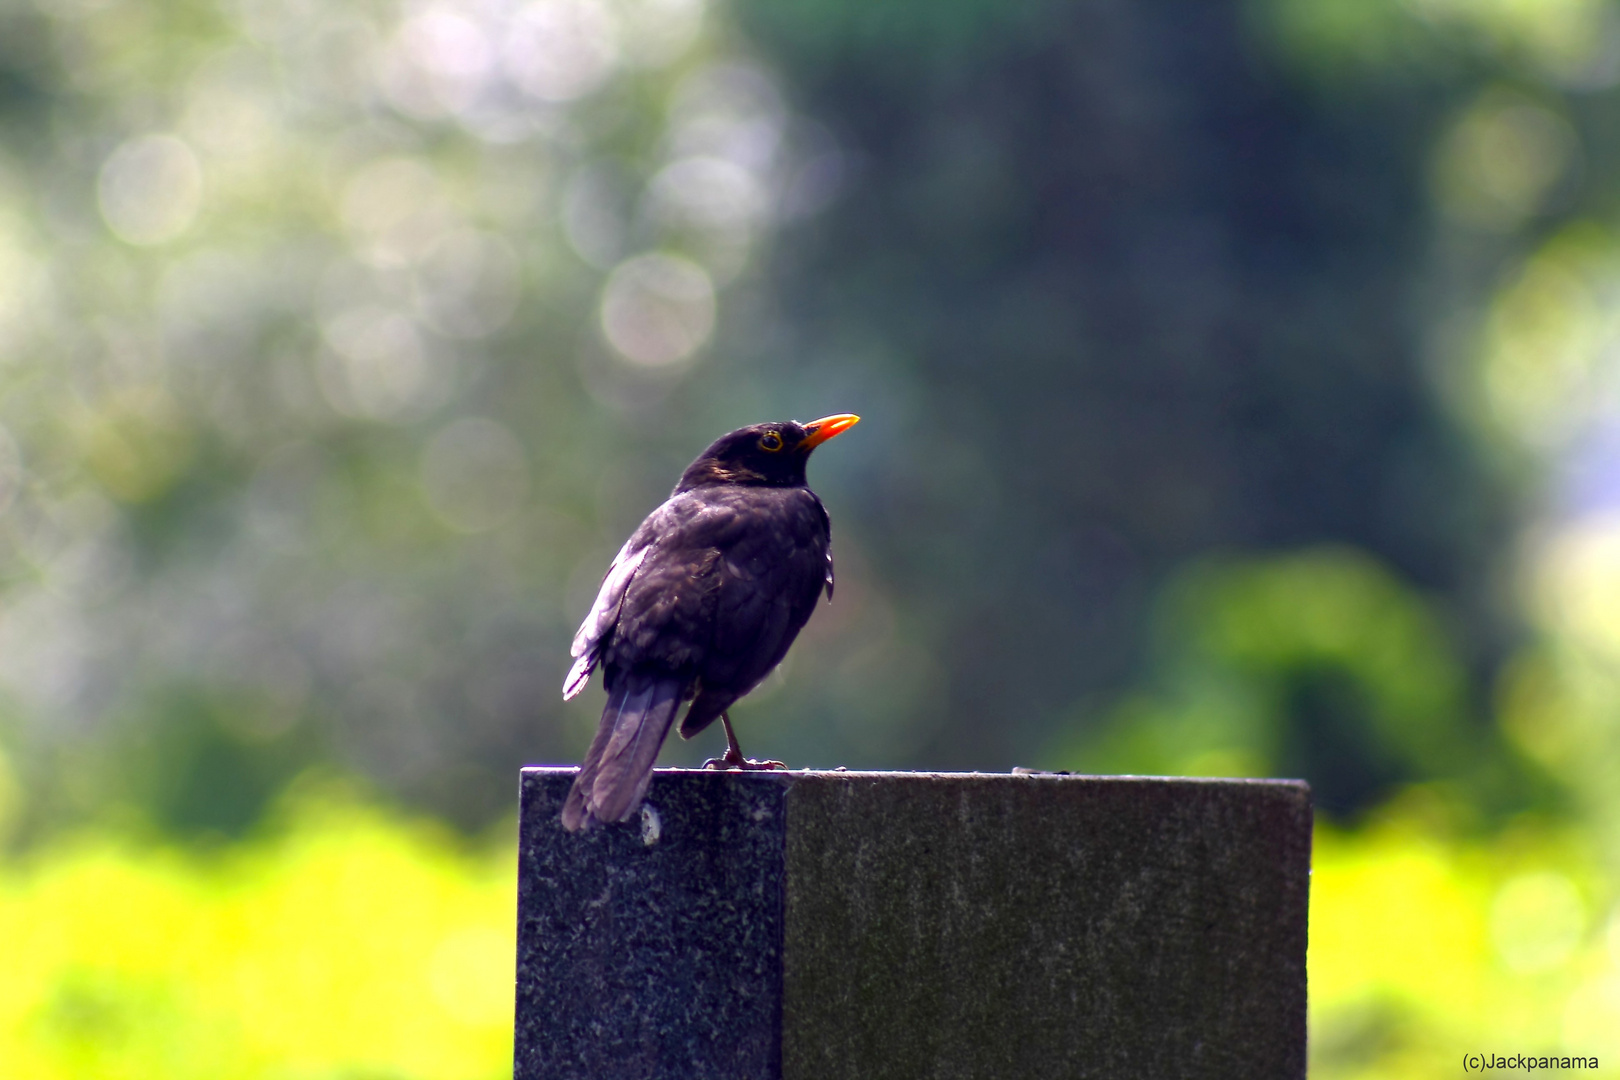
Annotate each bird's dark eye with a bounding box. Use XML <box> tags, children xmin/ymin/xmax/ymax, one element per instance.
<box><xmin>758</xmin><ymin>432</ymin><xmax>783</xmax><ymax>452</ymax></box>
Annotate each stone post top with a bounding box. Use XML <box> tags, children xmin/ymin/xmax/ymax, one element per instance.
<box><xmin>523</xmin><ymin>764</ymin><xmax>1309</xmax><ymax>792</ymax></box>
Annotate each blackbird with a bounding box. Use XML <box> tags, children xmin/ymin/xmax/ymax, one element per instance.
<box><xmin>560</xmin><ymin>413</ymin><xmax>860</xmax><ymax>831</ymax></box>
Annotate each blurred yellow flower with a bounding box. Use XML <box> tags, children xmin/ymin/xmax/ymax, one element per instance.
<box><xmin>0</xmin><ymin>784</ymin><xmax>514</xmax><ymax>1080</ymax></box>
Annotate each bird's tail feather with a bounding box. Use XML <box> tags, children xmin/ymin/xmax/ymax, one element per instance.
<box><xmin>561</xmin><ymin>673</ymin><xmax>683</xmax><ymax>831</ymax></box>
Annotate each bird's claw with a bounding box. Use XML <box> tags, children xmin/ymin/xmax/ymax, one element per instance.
<box><xmin>702</xmin><ymin>753</ymin><xmax>788</xmax><ymax>771</ymax></box>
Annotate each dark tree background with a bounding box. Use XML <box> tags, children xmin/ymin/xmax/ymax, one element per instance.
<box><xmin>713</xmin><ymin>0</ymin><xmax>1518</xmax><ymax>815</ymax></box>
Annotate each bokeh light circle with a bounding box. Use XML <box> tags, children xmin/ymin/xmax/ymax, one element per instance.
<box><xmin>97</xmin><ymin>134</ymin><xmax>203</xmax><ymax>246</ymax></box>
<box><xmin>599</xmin><ymin>252</ymin><xmax>715</xmax><ymax>366</ymax></box>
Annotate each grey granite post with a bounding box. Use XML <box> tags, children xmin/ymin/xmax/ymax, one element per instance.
<box><xmin>514</xmin><ymin>769</ymin><xmax>1310</xmax><ymax>1080</ymax></box>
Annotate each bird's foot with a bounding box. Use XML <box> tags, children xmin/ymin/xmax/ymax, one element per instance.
<box><xmin>702</xmin><ymin>751</ymin><xmax>788</xmax><ymax>771</ymax></box>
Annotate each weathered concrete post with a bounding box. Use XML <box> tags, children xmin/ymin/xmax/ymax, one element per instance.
<box><xmin>514</xmin><ymin>769</ymin><xmax>1310</xmax><ymax>1079</ymax></box>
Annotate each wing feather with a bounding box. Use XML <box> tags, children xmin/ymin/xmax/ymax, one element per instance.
<box><xmin>562</xmin><ymin>540</ymin><xmax>648</xmax><ymax>699</ymax></box>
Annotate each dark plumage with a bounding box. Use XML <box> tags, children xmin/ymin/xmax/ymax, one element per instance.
<box><xmin>560</xmin><ymin>414</ymin><xmax>860</xmax><ymax>831</ymax></box>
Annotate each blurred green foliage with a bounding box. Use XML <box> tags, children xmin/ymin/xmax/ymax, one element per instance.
<box><xmin>1058</xmin><ymin>549</ymin><xmax>1476</xmax><ymax>803</ymax></box>
<box><xmin>0</xmin><ymin>775</ymin><xmax>514</xmax><ymax>1079</ymax></box>
<box><xmin>1310</xmin><ymin>805</ymin><xmax>1620</xmax><ymax>1079</ymax></box>
<box><xmin>2</xmin><ymin>0</ymin><xmax>1620</xmax><ymax>1072</ymax></box>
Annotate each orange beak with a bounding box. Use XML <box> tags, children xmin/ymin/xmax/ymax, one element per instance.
<box><xmin>799</xmin><ymin>413</ymin><xmax>860</xmax><ymax>451</ymax></box>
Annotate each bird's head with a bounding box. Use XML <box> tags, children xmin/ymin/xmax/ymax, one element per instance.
<box><xmin>676</xmin><ymin>414</ymin><xmax>860</xmax><ymax>490</ymax></box>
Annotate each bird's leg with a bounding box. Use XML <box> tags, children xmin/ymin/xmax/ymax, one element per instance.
<box><xmin>702</xmin><ymin>712</ymin><xmax>787</xmax><ymax>771</ymax></box>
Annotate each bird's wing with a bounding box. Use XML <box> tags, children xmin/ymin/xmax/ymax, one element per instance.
<box><xmin>562</xmin><ymin>532</ymin><xmax>650</xmax><ymax>699</ymax></box>
<box><xmin>603</xmin><ymin>488</ymin><xmax>823</xmax><ymax>665</ymax></box>
<box><xmin>573</xmin><ymin>488</ymin><xmax>828</xmax><ymax>704</ymax></box>
<box><xmin>566</xmin><ymin>492</ymin><xmax>745</xmax><ymax>695</ymax></box>
<box><xmin>605</xmin><ymin>495</ymin><xmax>746</xmax><ymax>670</ymax></box>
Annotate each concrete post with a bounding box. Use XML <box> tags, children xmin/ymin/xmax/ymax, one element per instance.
<box><xmin>514</xmin><ymin>768</ymin><xmax>1310</xmax><ymax>1079</ymax></box>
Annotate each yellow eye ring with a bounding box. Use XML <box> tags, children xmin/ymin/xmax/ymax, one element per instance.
<box><xmin>759</xmin><ymin>432</ymin><xmax>783</xmax><ymax>452</ymax></box>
